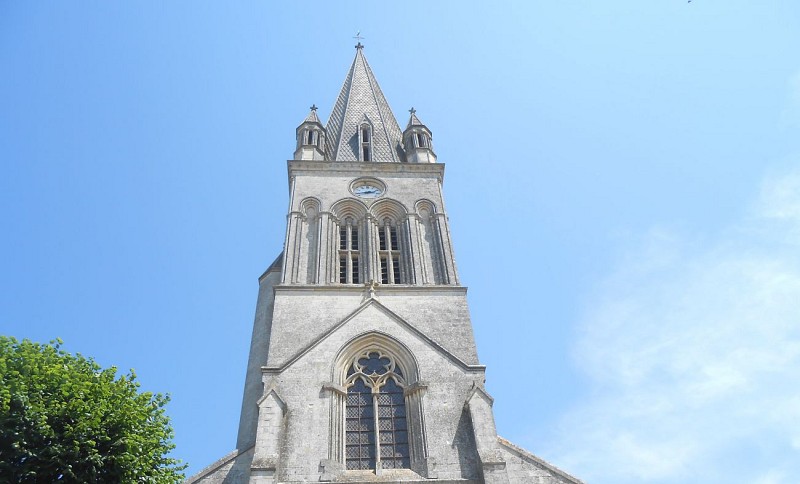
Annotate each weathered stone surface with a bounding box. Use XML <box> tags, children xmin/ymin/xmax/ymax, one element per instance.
<box><xmin>187</xmin><ymin>46</ymin><xmax>583</xmax><ymax>484</ymax></box>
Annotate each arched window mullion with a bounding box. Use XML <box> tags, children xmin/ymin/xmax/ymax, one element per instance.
<box><xmin>378</xmin><ymin>218</ymin><xmax>402</xmax><ymax>285</ymax></box>
<box><xmin>338</xmin><ymin>218</ymin><xmax>361</xmax><ymax>284</ymax></box>
<box><xmin>344</xmin><ymin>351</ymin><xmax>410</xmax><ymax>472</ymax></box>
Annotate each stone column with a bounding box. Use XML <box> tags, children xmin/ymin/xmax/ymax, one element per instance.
<box><xmin>433</xmin><ymin>212</ymin><xmax>458</xmax><ymax>285</ymax></box>
<box><xmin>320</xmin><ymin>383</ymin><xmax>346</xmax><ymax>481</ymax></box>
<box><xmin>405</xmin><ymin>382</ymin><xmax>435</xmax><ymax>477</ymax></box>
<box><xmin>282</xmin><ymin>211</ymin><xmax>304</xmax><ymax>284</ymax></box>
<box><xmin>315</xmin><ymin>211</ymin><xmax>332</xmax><ymax>284</ymax></box>
<box><xmin>365</xmin><ymin>214</ymin><xmax>380</xmax><ymax>283</ymax></box>
<box><xmin>405</xmin><ymin>215</ymin><xmax>424</xmax><ymax>285</ymax></box>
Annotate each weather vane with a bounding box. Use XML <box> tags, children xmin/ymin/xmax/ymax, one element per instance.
<box><xmin>354</xmin><ymin>31</ymin><xmax>364</xmax><ymax>49</ymax></box>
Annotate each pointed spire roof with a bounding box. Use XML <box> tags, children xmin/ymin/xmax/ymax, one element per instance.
<box><xmin>405</xmin><ymin>108</ymin><xmax>427</xmax><ymax>130</ymax></box>
<box><xmin>325</xmin><ymin>45</ymin><xmax>405</xmax><ymax>162</ymax></box>
<box><xmin>302</xmin><ymin>104</ymin><xmax>322</xmax><ymax>125</ymax></box>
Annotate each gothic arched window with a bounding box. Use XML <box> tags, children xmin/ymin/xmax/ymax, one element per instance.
<box><xmin>378</xmin><ymin>218</ymin><xmax>402</xmax><ymax>284</ymax></box>
<box><xmin>415</xmin><ymin>132</ymin><xmax>428</xmax><ymax>148</ymax></box>
<box><xmin>338</xmin><ymin>217</ymin><xmax>360</xmax><ymax>284</ymax></box>
<box><xmin>345</xmin><ymin>351</ymin><xmax>409</xmax><ymax>471</ymax></box>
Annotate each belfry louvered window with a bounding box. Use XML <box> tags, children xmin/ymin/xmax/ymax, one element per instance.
<box><xmin>338</xmin><ymin>218</ymin><xmax>360</xmax><ymax>284</ymax></box>
<box><xmin>360</xmin><ymin>124</ymin><xmax>372</xmax><ymax>161</ymax></box>
<box><xmin>378</xmin><ymin>219</ymin><xmax>402</xmax><ymax>284</ymax></box>
<box><xmin>345</xmin><ymin>351</ymin><xmax>409</xmax><ymax>471</ymax></box>
<box><xmin>305</xmin><ymin>129</ymin><xmax>317</xmax><ymax>146</ymax></box>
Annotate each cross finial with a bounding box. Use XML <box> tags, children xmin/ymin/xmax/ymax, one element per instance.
<box><xmin>409</xmin><ymin>107</ymin><xmax>416</xmax><ymax>115</ymax></box>
<box><xmin>310</xmin><ymin>104</ymin><xmax>318</xmax><ymax>112</ymax></box>
<box><xmin>354</xmin><ymin>31</ymin><xmax>364</xmax><ymax>49</ymax></box>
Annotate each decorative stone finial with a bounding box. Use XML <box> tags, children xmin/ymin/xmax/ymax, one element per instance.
<box><xmin>364</xmin><ymin>280</ymin><xmax>380</xmax><ymax>300</ymax></box>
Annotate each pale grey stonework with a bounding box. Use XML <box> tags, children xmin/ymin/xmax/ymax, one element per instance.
<box><xmin>187</xmin><ymin>46</ymin><xmax>583</xmax><ymax>484</ymax></box>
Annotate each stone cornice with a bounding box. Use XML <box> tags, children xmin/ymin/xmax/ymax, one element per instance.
<box><xmin>272</xmin><ymin>284</ymin><xmax>468</xmax><ymax>297</ymax></box>
<box><xmin>287</xmin><ymin>160</ymin><xmax>445</xmax><ymax>184</ymax></box>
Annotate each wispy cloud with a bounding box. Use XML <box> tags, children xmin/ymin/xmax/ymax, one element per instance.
<box><xmin>550</xmin><ymin>169</ymin><xmax>800</xmax><ymax>483</ymax></box>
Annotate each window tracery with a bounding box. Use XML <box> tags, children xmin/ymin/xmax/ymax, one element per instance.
<box><xmin>344</xmin><ymin>351</ymin><xmax>410</xmax><ymax>471</ymax></box>
<box><xmin>327</xmin><ymin>333</ymin><xmax>429</xmax><ymax>477</ymax></box>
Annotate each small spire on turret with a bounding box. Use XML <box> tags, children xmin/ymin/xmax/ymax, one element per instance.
<box><xmin>302</xmin><ymin>105</ymin><xmax>322</xmax><ymax>125</ymax></box>
<box><xmin>402</xmin><ymin>109</ymin><xmax>436</xmax><ymax>163</ymax></box>
<box><xmin>406</xmin><ymin>108</ymin><xmax>424</xmax><ymax>130</ymax></box>
<box><xmin>294</xmin><ymin>104</ymin><xmax>327</xmax><ymax>161</ymax></box>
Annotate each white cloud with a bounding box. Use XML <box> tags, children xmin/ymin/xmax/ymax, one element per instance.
<box><xmin>549</xmin><ymin>170</ymin><xmax>800</xmax><ymax>483</ymax></box>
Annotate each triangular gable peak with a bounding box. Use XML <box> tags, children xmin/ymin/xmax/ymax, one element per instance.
<box><xmin>262</xmin><ymin>297</ymin><xmax>485</xmax><ymax>374</ymax></box>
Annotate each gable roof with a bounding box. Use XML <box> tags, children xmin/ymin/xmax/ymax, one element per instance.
<box><xmin>262</xmin><ymin>297</ymin><xmax>486</xmax><ymax>374</ymax></box>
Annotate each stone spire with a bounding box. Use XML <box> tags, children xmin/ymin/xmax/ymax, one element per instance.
<box><xmin>403</xmin><ymin>108</ymin><xmax>436</xmax><ymax>164</ymax></box>
<box><xmin>406</xmin><ymin>107</ymin><xmax>424</xmax><ymax>129</ymax></box>
<box><xmin>325</xmin><ymin>45</ymin><xmax>405</xmax><ymax>162</ymax></box>
<box><xmin>294</xmin><ymin>104</ymin><xmax>326</xmax><ymax>161</ymax></box>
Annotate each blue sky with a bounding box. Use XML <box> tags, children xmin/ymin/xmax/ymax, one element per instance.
<box><xmin>2</xmin><ymin>2</ymin><xmax>799</xmax><ymax>482</ymax></box>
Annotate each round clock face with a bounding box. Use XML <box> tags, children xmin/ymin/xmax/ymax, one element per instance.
<box><xmin>353</xmin><ymin>184</ymin><xmax>383</xmax><ymax>198</ymax></box>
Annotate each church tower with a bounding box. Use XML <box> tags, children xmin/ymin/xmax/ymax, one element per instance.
<box><xmin>188</xmin><ymin>44</ymin><xmax>582</xmax><ymax>484</ymax></box>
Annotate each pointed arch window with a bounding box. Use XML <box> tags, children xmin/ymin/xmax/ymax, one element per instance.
<box><xmin>338</xmin><ymin>217</ymin><xmax>360</xmax><ymax>284</ymax></box>
<box><xmin>327</xmin><ymin>334</ymin><xmax>430</xmax><ymax>479</ymax></box>
<box><xmin>305</xmin><ymin>129</ymin><xmax>317</xmax><ymax>146</ymax></box>
<box><xmin>415</xmin><ymin>132</ymin><xmax>428</xmax><ymax>148</ymax></box>
<box><xmin>345</xmin><ymin>351</ymin><xmax>409</xmax><ymax>471</ymax></box>
<box><xmin>378</xmin><ymin>218</ymin><xmax>402</xmax><ymax>284</ymax></box>
<box><xmin>359</xmin><ymin>124</ymin><xmax>372</xmax><ymax>161</ymax></box>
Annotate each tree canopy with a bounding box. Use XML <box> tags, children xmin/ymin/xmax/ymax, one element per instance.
<box><xmin>0</xmin><ymin>336</ymin><xmax>186</xmax><ymax>483</ymax></box>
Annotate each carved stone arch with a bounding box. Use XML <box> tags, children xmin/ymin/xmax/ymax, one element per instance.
<box><xmin>324</xmin><ymin>331</ymin><xmax>432</xmax><ymax>478</ymax></box>
<box><xmin>369</xmin><ymin>198</ymin><xmax>408</xmax><ymax>224</ymax></box>
<box><xmin>299</xmin><ymin>196</ymin><xmax>322</xmax><ymax>217</ymax></box>
<box><xmin>330</xmin><ymin>198</ymin><xmax>369</xmax><ymax>285</ymax></box>
<box><xmin>332</xmin><ymin>331</ymin><xmax>420</xmax><ymax>386</ymax></box>
<box><xmin>330</xmin><ymin>198</ymin><xmax>368</xmax><ymax>223</ymax></box>
<box><xmin>369</xmin><ymin>199</ymin><xmax>411</xmax><ymax>285</ymax></box>
<box><xmin>414</xmin><ymin>199</ymin><xmax>437</xmax><ymax>219</ymax></box>
<box><xmin>283</xmin><ymin>197</ymin><xmax>321</xmax><ymax>285</ymax></box>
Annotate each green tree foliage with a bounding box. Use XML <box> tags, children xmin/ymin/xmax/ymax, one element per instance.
<box><xmin>0</xmin><ymin>336</ymin><xmax>186</xmax><ymax>483</ymax></box>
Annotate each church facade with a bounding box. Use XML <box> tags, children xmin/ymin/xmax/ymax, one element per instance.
<box><xmin>187</xmin><ymin>45</ymin><xmax>582</xmax><ymax>484</ymax></box>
